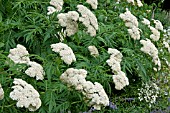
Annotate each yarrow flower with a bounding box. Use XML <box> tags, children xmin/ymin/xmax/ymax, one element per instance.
<box><xmin>149</xmin><ymin>26</ymin><xmax>160</xmax><ymax>41</ymax></box>
<box><xmin>119</xmin><ymin>8</ymin><xmax>140</xmax><ymax>40</ymax></box>
<box><xmin>51</xmin><ymin>42</ymin><xmax>76</xmax><ymax>65</ymax></box>
<box><xmin>153</xmin><ymin>19</ymin><xmax>163</xmax><ymax>31</ymax></box>
<box><xmin>77</xmin><ymin>5</ymin><xmax>98</xmax><ymax>36</ymax></box>
<box><xmin>57</xmin><ymin>11</ymin><xmax>79</xmax><ymax>36</ymax></box>
<box><xmin>47</xmin><ymin>6</ymin><xmax>57</xmax><ymax>15</ymax></box>
<box><xmin>50</xmin><ymin>0</ymin><xmax>63</xmax><ymax>12</ymax></box>
<box><xmin>0</xmin><ymin>84</ymin><xmax>4</xmax><ymax>100</ymax></box>
<box><xmin>25</xmin><ymin>61</ymin><xmax>45</xmax><ymax>80</ymax></box>
<box><xmin>138</xmin><ymin>82</ymin><xmax>159</xmax><ymax>107</ymax></box>
<box><xmin>8</xmin><ymin>44</ymin><xmax>30</xmax><ymax>64</ymax></box>
<box><xmin>60</xmin><ymin>68</ymin><xmax>109</xmax><ymax>110</ymax></box>
<box><xmin>112</xmin><ymin>71</ymin><xmax>129</xmax><ymax>90</ymax></box>
<box><xmin>88</xmin><ymin>46</ymin><xmax>99</xmax><ymax>57</ymax></box>
<box><xmin>86</xmin><ymin>0</ymin><xmax>98</xmax><ymax>9</ymax></box>
<box><xmin>140</xmin><ymin>39</ymin><xmax>161</xmax><ymax>71</ymax></box>
<box><xmin>126</xmin><ymin>0</ymin><xmax>135</xmax><ymax>5</ymax></box>
<box><xmin>106</xmin><ymin>48</ymin><xmax>129</xmax><ymax>90</ymax></box>
<box><xmin>141</xmin><ymin>18</ymin><xmax>150</xmax><ymax>26</ymax></box>
<box><xmin>136</xmin><ymin>0</ymin><xmax>143</xmax><ymax>7</ymax></box>
<box><xmin>10</xmin><ymin>78</ymin><xmax>41</xmax><ymax>111</ymax></box>
<box><xmin>8</xmin><ymin>44</ymin><xmax>45</xmax><ymax>80</ymax></box>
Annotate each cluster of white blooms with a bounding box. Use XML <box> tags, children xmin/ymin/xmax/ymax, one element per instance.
<box><xmin>163</xmin><ymin>27</ymin><xmax>170</xmax><ymax>53</ymax></box>
<box><xmin>51</xmin><ymin>43</ymin><xmax>76</xmax><ymax>65</ymax></box>
<box><xmin>126</xmin><ymin>0</ymin><xmax>135</xmax><ymax>5</ymax></box>
<box><xmin>136</xmin><ymin>0</ymin><xmax>143</xmax><ymax>7</ymax></box>
<box><xmin>106</xmin><ymin>48</ymin><xmax>129</xmax><ymax>90</ymax></box>
<box><xmin>119</xmin><ymin>8</ymin><xmax>140</xmax><ymax>40</ymax></box>
<box><xmin>77</xmin><ymin>5</ymin><xmax>98</xmax><ymax>36</ymax></box>
<box><xmin>86</xmin><ymin>0</ymin><xmax>98</xmax><ymax>9</ymax></box>
<box><xmin>112</xmin><ymin>71</ymin><xmax>129</xmax><ymax>90</ymax></box>
<box><xmin>47</xmin><ymin>0</ymin><xmax>64</xmax><ymax>15</ymax></box>
<box><xmin>88</xmin><ymin>46</ymin><xmax>99</xmax><ymax>57</ymax></box>
<box><xmin>140</xmin><ymin>39</ymin><xmax>161</xmax><ymax>71</ymax></box>
<box><xmin>60</xmin><ymin>68</ymin><xmax>109</xmax><ymax>110</ymax></box>
<box><xmin>57</xmin><ymin>11</ymin><xmax>79</xmax><ymax>36</ymax></box>
<box><xmin>8</xmin><ymin>44</ymin><xmax>30</xmax><ymax>64</ymax></box>
<box><xmin>141</xmin><ymin>18</ymin><xmax>150</xmax><ymax>26</ymax></box>
<box><xmin>138</xmin><ymin>82</ymin><xmax>159</xmax><ymax>108</ymax></box>
<box><xmin>25</xmin><ymin>62</ymin><xmax>45</xmax><ymax>80</ymax></box>
<box><xmin>153</xmin><ymin>19</ymin><xmax>163</xmax><ymax>31</ymax></box>
<box><xmin>10</xmin><ymin>78</ymin><xmax>41</xmax><ymax>111</ymax></box>
<box><xmin>8</xmin><ymin>44</ymin><xmax>45</xmax><ymax>80</ymax></box>
<box><xmin>0</xmin><ymin>84</ymin><xmax>4</xmax><ymax>100</ymax></box>
<box><xmin>149</xmin><ymin>26</ymin><xmax>160</xmax><ymax>41</ymax></box>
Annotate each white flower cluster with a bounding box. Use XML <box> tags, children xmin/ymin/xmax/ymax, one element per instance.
<box><xmin>138</xmin><ymin>82</ymin><xmax>159</xmax><ymax>107</ymax></box>
<box><xmin>8</xmin><ymin>44</ymin><xmax>45</xmax><ymax>80</ymax></box>
<box><xmin>10</xmin><ymin>78</ymin><xmax>41</xmax><ymax>111</ymax></box>
<box><xmin>77</xmin><ymin>5</ymin><xmax>98</xmax><ymax>36</ymax></box>
<box><xmin>57</xmin><ymin>11</ymin><xmax>79</xmax><ymax>36</ymax></box>
<box><xmin>47</xmin><ymin>0</ymin><xmax>64</xmax><ymax>15</ymax></box>
<box><xmin>163</xmin><ymin>27</ymin><xmax>170</xmax><ymax>53</ymax></box>
<box><xmin>0</xmin><ymin>84</ymin><xmax>4</xmax><ymax>100</ymax></box>
<box><xmin>149</xmin><ymin>26</ymin><xmax>160</xmax><ymax>41</ymax></box>
<box><xmin>25</xmin><ymin>62</ymin><xmax>45</xmax><ymax>80</ymax></box>
<box><xmin>51</xmin><ymin>42</ymin><xmax>76</xmax><ymax>65</ymax></box>
<box><xmin>60</xmin><ymin>68</ymin><xmax>109</xmax><ymax>110</ymax></box>
<box><xmin>140</xmin><ymin>39</ymin><xmax>161</xmax><ymax>71</ymax></box>
<box><xmin>141</xmin><ymin>18</ymin><xmax>150</xmax><ymax>26</ymax></box>
<box><xmin>88</xmin><ymin>46</ymin><xmax>99</xmax><ymax>57</ymax></box>
<box><xmin>86</xmin><ymin>0</ymin><xmax>98</xmax><ymax>9</ymax></box>
<box><xmin>8</xmin><ymin>44</ymin><xmax>30</xmax><ymax>64</ymax></box>
<box><xmin>153</xmin><ymin>19</ymin><xmax>163</xmax><ymax>31</ymax></box>
<box><xmin>119</xmin><ymin>8</ymin><xmax>140</xmax><ymax>40</ymax></box>
<box><xmin>126</xmin><ymin>0</ymin><xmax>135</xmax><ymax>5</ymax></box>
<box><xmin>136</xmin><ymin>0</ymin><xmax>143</xmax><ymax>7</ymax></box>
<box><xmin>106</xmin><ymin>48</ymin><xmax>129</xmax><ymax>90</ymax></box>
<box><xmin>126</xmin><ymin>0</ymin><xmax>143</xmax><ymax>7</ymax></box>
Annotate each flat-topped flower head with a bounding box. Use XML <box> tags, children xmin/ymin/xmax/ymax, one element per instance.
<box><xmin>77</xmin><ymin>5</ymin><xmax>98</xmax><ymax>36</ymax></box>
<box><xmin>149</xmin><ymin>26</ymin><xmax>160</xmax><ymax>41</ymax></box>
<box><xmin>57</xmin><ymin>11</ymin><xmax>79</xmax><ymax>36</ymax></box>
<box><xmin>60</xmin><ymin>68</ymin><xmax>109</xmax><ymax>110</ymax></box>
<box><xmin>10</xmin><ymin>78</ymin><xmax>41</xmax><ymax>111</ymax></box>
<box><xmin>8</xmin><ymin>44</ymin><xmax>30</xmax><ymax>64</ymax></box>
<box><xmin>50</xmin><ymin>0</ymin><xmax>63</xmax><ymax>12</ymax></box>
<box><xmin>51</xmin><ymin>43</ymin><xmax>76</xmax><ymax>65</ymax></box>
<box><xmin>142</xmin><ymin>18</ymin><xmax>150</xmax><ymax>26</ymax></box>
<box><xmin>152</xmin><ymin>19</ymin><xmax>163</xmax><ymax>31</ymax></box>
<box><xmin>25</xmin><ymin>61</ymin><xmax>45</xmax><ymax>80</ymax></box>
<box><xmin>88</xmin><ymin>46</ymin><xmax>99</xmax><ymax>57</ymax></box>
<box><xmin>86</xmin><ymin>0</ymin><xmax>98</xmax><ymax>9</ymax></box>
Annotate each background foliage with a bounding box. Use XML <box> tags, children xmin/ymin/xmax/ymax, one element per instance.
<box><xmin>0</xmin><ymin>0</ymin><xmax>169</xmax><ymax>113</ymax></box>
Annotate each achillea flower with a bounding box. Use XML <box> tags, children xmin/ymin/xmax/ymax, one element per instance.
<box><xmin>8</xmin><ymin>44</ymin><xmax>30</xmax><ymax>64</ymax></box>
<box><xmin>136</xmin><ymin>0</ymin><xmax>143</xmax><ymax>7</ymax></box>
<box><xmin>140</xmin><ymin>39</ymin><xmax>161</xmax><ymax>71</ymax></box>
<box><xmin>86</xmin><ymin>0</ymin><xmax>98</xmax><ymax>9</ymax></box>
<box><xmin>50</xmin><ymin>0</ymin><xmax>63</xmax><ymax>12</ymax></box>
<box><xmin>51</xmin><ymin>43</ymin><xmax>76</xmax><ymax>65</ymax></box>
<box><xmin>106</xmin><ymin>48</ymin><xmax>123</xmax><ymax>73</ymax></box>
<box><xmin>153</xmin><ymin>19</ymin><xmax>163</xmax><ymax>31</ymax></box>
<box><xmin>126</xmin><ymin>0</ymin><xmax>135</xmax><ymax>5</ymax></box>
<box><xmin>127</xmin><ymin>26</ymin><xmax>140</xmax><ymax>40</ymax></box>
<box><xmin>77</xmin><ymin>5</ymin><xmax>98</xmax><ymax>36</ymax></box>
<box><xmin>57</xmin><ymin>11</ymin><xmax>79</xmax><ymax>36</ymax></box>
<box><xmin>10</xmin><ymin>78</ymin><xmax>41</xmax><ymax>111</ymax></box>
<box><xmin>141</xmin><ymin>18</ymin><xmax>150</xmax><ymax>26</ymax></box>
<box><xmin>88</xmin><ymin>46</ymin><xmax>99</xmax><ymax>57</ymax></box>
<box><xmin>112</xmin><ymin>71</ymin><xmax>129</xmax><ymax>90</ymax></box>
<box><xmin>119</xmin><ymin>8</ymin><xmax>138</xmax><ymax>27</ymax></box>
<box><xmin>0</xmin><ymin>84</ymin><xmax>4</xmax><ymax>100</ymax></box>
<box><xmin>60</xmin><ymin>68</ymin><xmax>109</xmax><ymax>110</ymax></box>
<box><xmin>47</xmin><ymin>6</ymin><xmax>57</xmax><ymax>15</ymax></box>
<box><xmin>25</xmin><ymin>61</ymin><xmax>45</xmax><ymax>80</ymax></box>
<box><xmin>149</xmin><ymin>26</ymin><xmax>160</xmax><ymax>41</ymax></box>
